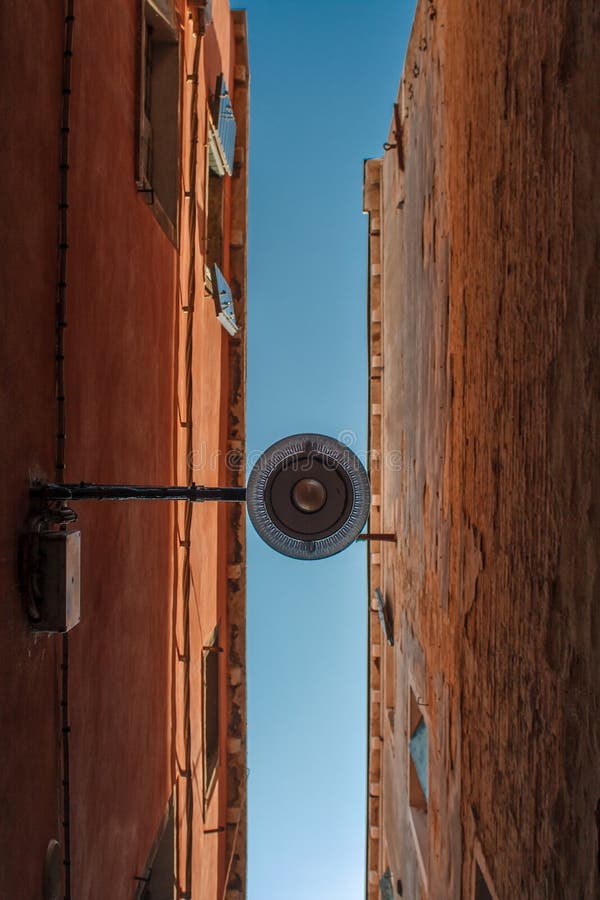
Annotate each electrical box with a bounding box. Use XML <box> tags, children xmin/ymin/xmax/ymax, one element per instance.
<box><xmin>33</xmin><ymin>530</ymin><xmax>81</xmax><ymax>633</ymax></box>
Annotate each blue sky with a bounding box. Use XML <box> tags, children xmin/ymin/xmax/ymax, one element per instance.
<box><xmin>238</xmin><ymin>3</ymin><xmax>415</xmax><ymax>897</ymax></box>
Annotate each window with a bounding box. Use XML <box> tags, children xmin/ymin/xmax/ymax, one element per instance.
<box><xmin>203</xmin><ymin>73</ymin><xmax>240</xmax><ymax>334</ymax></box>
<box><xmin>190</xmin><ymin>0</ymin><xmax>212</xmax><ymax>36</ymax></box>
<box><xmin>136</xmin><ymin>795</ymin><xmax>175</xmax><ymax>900</ymax></box>
<box><xmin>206</xmin><ymin>168</ymin><xmax>224</xmax><ymax>270</ymax></box>
<box><xmin>374</xmin><ymin>587</ymin><xmax>394</xmax><ymax>646</ymax></box>
<box><xmin>208</xmin><ymin>74</ymin><xmax>236</xmax><ymax>176</ymax></box>
<box><xmin>205</xmin><ymin>73</ymin><xmax>236</xmax><ymax>265</ymax></box>
<box><xmin>136</xmin><ymin>0</ymin><xmax>180</xmax><ymax>243</ymax></box>
<box><xmin>203</xmin><ymin>631</ymin><xmax>220</xmax><ymax>799</ymax></box>
<box><xmin>408</xmin><ymin>685</ymin><xmax>428</xmax><ymax>885</ymax></box>
<box><xmin>208</xmin><ymin>264</ymin><xmax>238</xmax><ymax>336</ymax></box>
<box><xmin>379</xmin><ymin>868</ymin><xmax>394</xmax><ymax>900</ymax></box>
<box><xmin>471</xmin><ymin>847</ymin><xmax>498</xmax><ymax>900</ymax></box>
<box><xmin>474</xmin><ymin>865</ymin><xmax>494</xmax><ymax>900</ymax></box>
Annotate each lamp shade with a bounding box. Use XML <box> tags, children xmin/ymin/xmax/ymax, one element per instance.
<box><xmin>247</xmin><ymin>434</ymin><xmax>370</xmax><ymax>560</ymax></box>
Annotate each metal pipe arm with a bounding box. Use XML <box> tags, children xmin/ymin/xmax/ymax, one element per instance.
<box><xmin>30</xmin><ymin>482</ymin><xmax>247</xmax><ymax>503</ymax></box>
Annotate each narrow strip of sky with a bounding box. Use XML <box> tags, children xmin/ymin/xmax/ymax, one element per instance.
<box><xmin>238</xmin><ymin>3</ymin><xmax>415</xmax><ymax>898</ymax></box>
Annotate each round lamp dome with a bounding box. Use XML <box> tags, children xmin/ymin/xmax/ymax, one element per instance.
<box><xmin>247</xmin><ymin>433</ymin><xmax>370</xmax><ymax>560</ymax></box>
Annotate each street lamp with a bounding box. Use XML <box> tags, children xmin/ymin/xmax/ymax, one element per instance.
<box><xmin>24</xmin><ymin>434</ymin><xmax>370</xmax><ymax>630</ymax></box>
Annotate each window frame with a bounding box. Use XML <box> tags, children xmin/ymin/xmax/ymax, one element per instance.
<box><xmin>407</xmin><ymin>682</ymin><xmax>429</xmax><ymax>891</ymax></box>
<box><xmin>135</xmin><ymin>792</ymin><xmax>176</xmax><ymax>900</ymax></box>
<box><xmin>202</xmin><ymin>628</ymin><xmax>221</xmax><ymax>808</ymax></box>
<box><xmin>471</xmin><ymin>840</ymin><xmax>499</xmax><ymax>900</ymax></box>
<box><xmin>136</xmin><ymin>0</ymin><xmax>181</xmax><ymax>245</ymax></box>
<box><xmin>207</xmin><ymin>73</ymin><xmax>236</xmax><ymax>177</ymax></box>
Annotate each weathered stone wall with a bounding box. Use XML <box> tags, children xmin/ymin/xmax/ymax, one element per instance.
<box><xmin>367</xmin><ymin>1</ymin><xmax>600</xmax><ymax>897</ymax></box>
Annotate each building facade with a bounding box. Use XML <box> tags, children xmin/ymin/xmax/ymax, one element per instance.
<box><xmin>1</xmin><ymin>1</ymin><xmax>248</xmax><ymax>897</ymax></box>
<box><xmin>365</xmin><ymin>1</ymin><xmax>599</xmax><ymax>899</ymax></box>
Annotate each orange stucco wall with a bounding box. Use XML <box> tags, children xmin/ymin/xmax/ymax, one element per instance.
<box><xmin>0</xmin><ymin>1</ymin><xmax>243</xmax><ymax>897</ymax></box>
<box><xmin>174</xmin><ymin>6</ymin><xmax>238</xmax><ymax>898</ymax></box>
<box><xmin>0</xmin><ymin>4</ymin><xmax>63</xmax><ymax>896</ymax></box>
